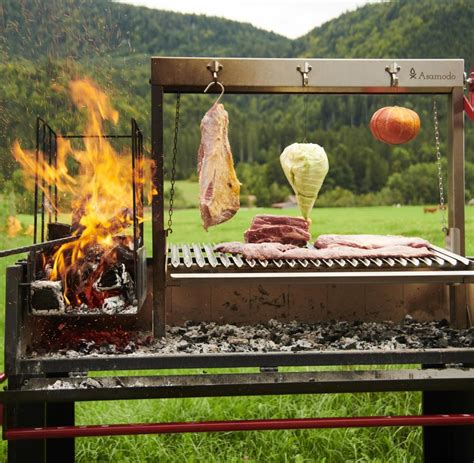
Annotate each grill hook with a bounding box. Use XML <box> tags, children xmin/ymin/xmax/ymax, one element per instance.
<box><xmin>205</xmin><ymin>60</ymin><xmax>225</xmax><ymax>105</ymax></box>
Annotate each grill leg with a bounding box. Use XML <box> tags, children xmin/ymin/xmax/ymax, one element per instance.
<box><xmin>423</xmin><ymin>388</ymin><xmax>474</xmax><ymax>462</ymax></box>
<box><xmin>6</xmin><ymin>376</ymin><xmax>46</xmax><ymax>463</ymax></box>
<box><xmin>45</xmin><ymin>401</ymin><xmax>75</xmax><ymax>463</ymax></box>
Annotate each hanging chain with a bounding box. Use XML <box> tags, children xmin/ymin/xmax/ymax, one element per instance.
<box><xmin>167</xmin><ymin>93</ymin><xmax>180</xmax><ymax>235</ymax></box>
<box><xmin>432</xmin><ymin>98</ymin><xmax>448</xmax><ymax>234</ymax></box>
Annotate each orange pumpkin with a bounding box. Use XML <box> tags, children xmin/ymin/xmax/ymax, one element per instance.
<box><xmin>370</xmin><ymin>106</ymin><xmax>420</xmax><ymax>145</ymax></box>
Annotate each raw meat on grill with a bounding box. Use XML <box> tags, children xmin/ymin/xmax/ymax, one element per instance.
<box><xmin>198</xmin><ymin>103</ymin><xmax>240</xmax><ymax>230</ymax></box>
<box><xmin>250</xmin><ymin>214</ymin><xmax>310</xmax><ymax>230</ymax></box>
<box><xmin>282</xmin><ymin>245</ymin><xmax>433</xmax><ymax>260</ymax></box>
<box><xmin>244</xmin><ymin>214</ymin><xmax>311</xmax><ymax>246</ymax></box>
<box><xmin>214</xmin><ymin>242</ymin><xmax>296</xmax><ymax>260</ymax></box>
<box><xmin>214</xmin><ymin>242</ymin><xmax>433</xmax><ymax>261</ymax></box>
<box><xmin>315</xmin><ymin>234</ymin><xmax>430</xmax><ymax>250</ymax></box>
<box><xmin>245</xmin><ymin>225</ymin><xmax>311</xmax><ymax>246</ymax></box>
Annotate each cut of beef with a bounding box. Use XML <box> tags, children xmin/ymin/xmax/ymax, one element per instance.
<box><xmin>244</xmin><ymin>214</ymin><xmax>310</xmax><ymax>246</ymax></box>
<box><xmin>250</xmin><ymin>215</ymin><xmax>309</xmax><ymax>230</ymax></box>
<box><xmin>214</xmin><ymin>242</ymin><xmax>433</xmax><ymax>260</ymax></box>
<box><xmin>315</xmin><ymin>234</ymin><xmax>430</xmax><ymax>250</ymax></box>
<box><xmin>245</xmin><ymin>225</ymin><xmax>310</xmax><ymax>246</ymax></box>
<box><xmin>198</xmin><ymin>103</ymin><xmax>240</xmax><ymax>230</ymax></box>
<box><xmin>214</xmin><ymin>242</ymin><xmax>296</xmax><ymax>260</ymax></box>
<box><xmin>282</xmin><ymin>245</ymin><xmax>433</xmax><ymax>260</ymax></box>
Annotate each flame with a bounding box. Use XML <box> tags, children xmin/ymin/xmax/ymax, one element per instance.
<box><xmin>12</xmin><ymin>78</ymin><xmax>150</xmax><ymax>307</ymax></box>
<box><xmin>7</xmin><ymin>216</ymin><xmax>22</xmax><ymax>237</ymax></box>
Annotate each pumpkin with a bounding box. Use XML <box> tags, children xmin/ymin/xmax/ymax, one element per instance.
<box><xmin>370</xmin><ymin>106</ymin><xmax>420</xmax><ymax>145</ymax></box>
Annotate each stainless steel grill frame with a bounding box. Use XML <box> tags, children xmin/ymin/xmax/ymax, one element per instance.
<box><xmin>151</xmin><ymin>57</ymin><xmax>470</xmax><ymax>334</ymax></box>
<box><xmin>1</xmin><ymin>57</ymin><xmax>473</xmax><ymax>463</ymax></box>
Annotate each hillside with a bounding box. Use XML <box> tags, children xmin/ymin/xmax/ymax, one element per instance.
<box><xmin>0</xmin><ymin>0</ymin><xmax>473</xmax><ymax>211</ymax></box>
<box><xmin>0</xmin><ymin>0</ymin><xmax>293</xmax><ymax>60</ymax></box>
<box><xmin>296</xmin><ymin>0</ymin><xmax>473</xmax><ymax>65</ymax></box>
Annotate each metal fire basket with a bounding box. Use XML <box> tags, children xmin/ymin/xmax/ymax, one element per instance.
<box><xmin>26</xmin><ymin>117</ymin><xmax>147</xmax><ymax>315</ymax></box>
<box><xmin>1</xmin><ymin>58</ymin><xmax>474</xmax><ymax>463</ymax></box>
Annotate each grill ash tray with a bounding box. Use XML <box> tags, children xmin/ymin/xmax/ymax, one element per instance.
<box><xmin>26</xmin><ymin>317</ymin><xmax>474</xmax><ymax>359</ymax></box>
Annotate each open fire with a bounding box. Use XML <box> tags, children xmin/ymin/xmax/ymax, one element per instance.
<box><xmin>12</xmin><ymin>79</ymin><xmax>148</xmax><ymax>314</ymax></box>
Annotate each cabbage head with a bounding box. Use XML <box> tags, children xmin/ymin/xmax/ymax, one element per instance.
<box><xmin>280</xmin><ymin>143</ymin><xmax>329</xmax><ymax>219</ymax></box>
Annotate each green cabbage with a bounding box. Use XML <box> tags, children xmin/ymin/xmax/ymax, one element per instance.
<box><xmin>280</xmin><ymin>143</ymin><xmax>329</xmax><ymax>219</ymax></box>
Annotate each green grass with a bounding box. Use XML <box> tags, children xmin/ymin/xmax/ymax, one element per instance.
<box><xmin>1</xmin><ymin>206</ymin><xmax>472</xmax><ymax>462</ymax></box>
<box><xmin>158</xmin><ymin>205</ymin><xmax>474</xmax><ymax>254</ymax></box>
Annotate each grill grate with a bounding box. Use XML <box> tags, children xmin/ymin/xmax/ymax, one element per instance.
<box><xmin>167</xmin><ymin>243</ymin><xmax>471</xmax><ymax>273</ymax></box>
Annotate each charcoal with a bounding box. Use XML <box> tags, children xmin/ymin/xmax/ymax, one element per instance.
<box><xmin>28</xmin><ymin>317</ymin><xmax>474</xmax><ymax>359</ymax></box>
<box><xmin>101</xmin><ymin>296</ymin><xmax>126</xmax><ymax>314</ymax></box>
<box><xmin>47</xmin><ymin>222</ymin><xmax>72</xmax><ymax>240</ymax></box>
<box><xmin>94</xmin><ymin>263</ymin><xmax>130</xmax><ymax>292</ymax></box>
<box><xmin>30</xmin><ymin>280</ymin><xmax>65</xmax><ymax>313</ymax></box>
<box><xmin>177</xmin><ymin>340</ymin><xmax>189</xmax><ymax>351</ymax></box>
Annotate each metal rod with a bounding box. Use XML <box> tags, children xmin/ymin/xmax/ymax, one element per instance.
<box><xmin>151</xmin><ymin>58</ymin><xmax>464</xmax><ymax>94</ymax></box>
<box><xmin>5</xmin><ymin>414</ymin><xmax>474</xmax><ymax>440</ymax></box>
<box><xmin>34</xmin><ymin>117</ymin><xmax>40</xmax><ymax>244</ymax></box>
<box><xmin>151</xmin><ymin>85</ymin><xmax>166</xmax><ymax>337</ymax></box>
<box><xmin>48</xmin><ymin>127</ymin><xmax>53</xmax><ymax>224</ymax></box>
<box><xmin>41</xmin><ymin>122</ymin><xmax>46</xmax><ymax>242</ymax></box>
<box><xmin>169</xmin><ymin>270</ymin><xmax>474</xmax><ymax>285</ymax></box>
<box><xmin>53</xmin><ymin>131</ymin><xmax>58</xmax><ymax>222</ymax></box>
<box><xmin>131</xmin><ymin>119</ymin><xmax>138</xmax><ymax>288</ymax></box>
<box><xmin>0</xmin><ymin>235</ymin><xmax>79</xmax><ymax>259</ymax></box>
<box><xmin>57</xmin><ymin>135</ymin><xmax>130</xmax><ymax>139</ymax></box>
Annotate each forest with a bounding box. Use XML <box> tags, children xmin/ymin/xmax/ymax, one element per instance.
<box><xmin>0</xmin><ymin>0</ymin><xmax>473</xmax><ymax>212</ymax></box>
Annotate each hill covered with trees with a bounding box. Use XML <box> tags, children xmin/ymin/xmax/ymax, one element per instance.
<box><xmin>0</xmin><ymin>0</ymin><xmax>473</xmax><ymax>212</ymax></box>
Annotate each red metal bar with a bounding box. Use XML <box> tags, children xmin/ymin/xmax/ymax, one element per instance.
<box><xmin>465</xmin><ymin>67</ymin><xmax>474</xmax><ymax>122</ymax></box>
<box><xmin>4</xmin><ymin>414</ymin><xmax>474</xmax><ymax>440</ymax></box>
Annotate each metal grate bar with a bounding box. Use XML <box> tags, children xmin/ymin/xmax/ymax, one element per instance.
<box><xmin>167</xmin><ymin>243</ymin><xmax>471</xmax><ymax>274</ymax></box>
<box><xmin>192</xmin><ymin>243</ymin><xmax>206</xmax><ymax>267</ymax></box>
<box><xmin>203</xmin><ymin>243</ymin><xmax>218</xmax><ymax>268</ymax></box>
<box><xmin>170</xmin><ymin>244</ymin><xmax>180</xmax><ymax>267</ymax></box>
<box><xmin>182</xmin><ymin>244</ymin><xmax>194</xmax><ymax>268</ymax></box>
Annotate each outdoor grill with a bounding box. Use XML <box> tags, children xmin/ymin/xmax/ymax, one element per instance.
<box><xmin>1</xmin><ymin>57</ymin><xmax>474</xmax><ymax>463</ymax></box>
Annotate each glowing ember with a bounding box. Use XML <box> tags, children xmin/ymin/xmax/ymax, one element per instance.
<box><xmin>12</xmin><ymin>79</ymin><xmax>148</xmax><ymax>310</ymax></box>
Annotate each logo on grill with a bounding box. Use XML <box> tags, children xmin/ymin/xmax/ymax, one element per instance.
<box><xmin>408</xmin><ymin>67</ymin><xmax>456</xmax><ymax>81</ymax></box>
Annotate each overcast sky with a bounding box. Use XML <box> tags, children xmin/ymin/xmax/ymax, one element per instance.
<box><xmin>116</xmin><ymin>0</ymin><xmax>382</xmax><ymax>39</ymax></box>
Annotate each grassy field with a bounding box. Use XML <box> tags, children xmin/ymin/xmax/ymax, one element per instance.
<box><xmin>0</xmin><ymin>206</ymin><xmax>472</xmax><ymax>462</ymax></box>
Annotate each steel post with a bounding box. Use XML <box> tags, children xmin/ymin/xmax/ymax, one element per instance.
<box><xmin>151</xmin><ymin>84</ymin><xmax>166</xmax><ymax>337</ymax></box>
<box><xmin>447</xmin><ymin>87</ymin><xmax>468</xmax><ymax>328</ymax></box>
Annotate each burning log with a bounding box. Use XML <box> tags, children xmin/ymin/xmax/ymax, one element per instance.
<box><xmin>47</xmin><ymin>222</ymin><xmax>72</xmax><ymax>240</ymax></box>
<box><xmin>30</xmin><ymin>280</ymin><xmax>65</xmax><ymax>313</ymax></box>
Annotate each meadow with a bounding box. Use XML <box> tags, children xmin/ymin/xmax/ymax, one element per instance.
<box><xmin>0</xmin><ymin>204</ymin><xmax>473</xmax><ymax>462</ymax></box>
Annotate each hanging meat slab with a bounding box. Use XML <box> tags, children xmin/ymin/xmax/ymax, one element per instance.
<box><xmin>198</xmin><ymin>103</ymin><xmax>240</xmax><ymax>230</ymax></box>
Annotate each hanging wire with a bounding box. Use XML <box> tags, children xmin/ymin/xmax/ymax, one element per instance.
<box><xmin>432</xmin><ymin>98</ymin><xmax>448</xmax><ymax>235</ymax></box>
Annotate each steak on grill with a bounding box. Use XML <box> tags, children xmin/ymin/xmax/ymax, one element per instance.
<box><xmin>250</xmin><ymin>215</ymin><xmax>309</xmax><ymax>230</ymax></box>
<box><xmin>282</xmin><ymin>245</ymin><xmax>433</xmax><ymax>260</ymax></box>
<box><xmin>214</xmin><ymin>242</ymin><xmax>296</xmax><ymax>260</ymax></box>
<box><xmin>244</xmin><ymin>214</ymin><xmax>310</xmax><ymax>246</ymax></box>
<box><xmin>198</xmin><ymin>103</ymin><xmax>240</xmax><ymax>230</ymax></box>
<box><xmin>214</xmin><ymin>242</ymin><xmax>433</xmax><ymax>260</ymax></box>
<box><xmin>315</xmin><ymin>234</ymin><xmax>430</xmax><ymax>250</ymax></box>
<box><xmin>245</xmin><ymin>225</ymin><xmax>310</xmax><ymax>246</ymax></box>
